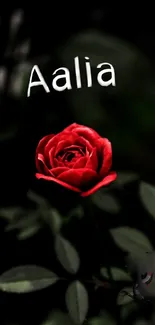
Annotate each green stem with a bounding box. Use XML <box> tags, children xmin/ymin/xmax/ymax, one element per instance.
<box><xmin>82</xmin><ymin>196</ymin><xmax>114</xmax><ymax>282</ymax></box>
<box><xmin>82</xmin><ymin>196</ymin><xmax>100</xmax><ymax>247</ymax></box>
<box><xmin>58</xmin><ymin>275</ymin><xmax>110</xmax><ymax>289</ymax></box>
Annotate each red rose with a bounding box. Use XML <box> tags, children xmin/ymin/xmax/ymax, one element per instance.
<box><xmin>35</xmin><ymin>123</ymin><xmax>117</xmax><ymax>197</ymax></box>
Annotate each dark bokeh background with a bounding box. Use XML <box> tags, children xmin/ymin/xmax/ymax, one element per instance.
<box><xmin>1</xmin><ymin>6</ymin><xmax>155</xmax><ymax>325</ymax></box>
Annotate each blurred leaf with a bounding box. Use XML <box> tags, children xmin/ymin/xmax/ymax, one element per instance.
<box><xmin>17</xmin><ymin>223</ymin><xmax>41</xmax><ymax>240</ymax></box>
<box><xmin>10</xmin><ymin>9</ymin><xmax>24</xmax><ymax>32</ymax></box>
<box><xmin>5</xmin><ymin>9</ymin><xmax>24</xmax><ymax>57</ymax></box>
<box><xmin>0</xmin><ymin>266</ymin><xmax>59</xmax><ymax>293</ymax></box>
<box><xmin>67</xmin><ymin>87</ymin><xmax>106</xmax><ymax>127</ymax></box>
<box><xmin>89</xmin><ymin>311</ymin><xmax>116</xmax><ymax>325</ymax></box>
<box><xmin>60</xmin><ymin>29</ymin><xmax>150</xmax><ymax>93</ymax></box>
<box><xmin>0</xmin><ymin>66</ymin><xmax>7</xmax><ymax>91</ymax></box>
<box><xmin>0</xmin><ymin>123</ymin><xmax>20</xmax><ymax>141</ymax></box>
<box><xmin>59</xmin><ymin>29</ymin><xmax>153</xmax><ymax>131</ymax></box>
<box><xmin>6</xmin><ymin>219</ymin><xmax>38</xmax><ymax>233</ymax></box>
<box><xmin>65</xmin><ymin>281</ymin><xmax>88</xmax><ymax>324</ymax></box>
<box><xmin>120</xmin><ymin>301</ymin><xmax>138</xmax><ymax>321</ymax></box>
<box><xmin>110</xmin><ymin>227</ymin><xmax>153</xmax><ymax>256</ymax></box>
<box><xmin>48</xmin><ymin>208</ymin><xmax>62</xmax><ymax>233</ymax></box>
<box><xmin>27</xmin><ymin>190</ymin><xmax>49</xmax><ymax>208</ymax></box>
<box><xmin>41</xmin><ymin>310</ymin><xmax>75</xmax><ymax>325</ymax></box>
<box><xmin>0</xmin><ymin>206</ymin><xmax>24</xmax><ymax>221</ymax></box>
<box><xmin>9</xmin><ymin>62</ymin><xmax>32</xmax><ymax>97</ymax></box>
<box><xmin>114</xmin><ymin>171</ymin><xmax>139</xmax><ymax>187</ymax></box>
<box><xmin>100</xmin><ymin>267</ymin><xmax>132</xmax><ymax>281</ymax></box>
<box><xmin>139</xmin><ymin>181</ymin><xmax>155</xmax><ymax>219</ymax></box>
<box><xmin>4</xmin><ymin>208</ymin><xmax>41</xmax><ymax>241</ymax></box>
<box><xmin>133</xmin><ymin>320</ymin><xmax>148</xmax><ymax>325</ymax></box>
<box><xmin>13</xmin><ymin>39</ymin><xmax>30</xmax><ymax>59</ymax></box>
<box><xmin>151</xmin><ymin>312</ymin><xmax>155</xmax><ymax>324</ymax></box>
<box><xmin>117</xmin><ymin>287</ymin><xmax>134</xmax><ymax>305</ymax></box>
<box><xmin>68</xmin><ymin>205</ymin><xmax>84</xmax><ymax>219</ymax></box>
<box><xmin>27</xmin><ymin>191</ymin><xmax>63</xmax><ymax>233</ymax></box>
<box><xmin>92</xmin><ymin>190</ymin><xmax>120</xmax><ymax>213</ymax></box>
<box><xmin>54</xmin><ymin>235</ymin><xmax>80</xmax><ymax>274</ymax></box>
<box><xmin>5</xmin><ymin>210</ymin><xmax>39</xmax><ymax>231</ymax></box>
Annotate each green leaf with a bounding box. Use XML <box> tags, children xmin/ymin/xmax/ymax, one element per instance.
<box><xmin>27</xmin><ymin>190</ymin><xmax>49</xmax><ymax>208</ymax></box>
<box><xmin>89</xmin><ymin>311</ymin><xmax>116</xmax><ymax>325</ymax></box>
<box><xmin>5</xmin><ymin>212</ymin><xmax>39</xmax><ymax>231</ymax></box>
<box><xmin>133</xmin><ymin>320</ymin><xmax>148</xmax><ymax>325</ymax></box>
<box><xmin>100</xmin><ymin>267</ymin><xmax>132</xmax><ymax>281</ymax></box>
<box><xmin>0</xmin><ymin>265</ymin><xmax>59</xmax><ymax>293</ymax></box>
<box><xmin>110</xmin><ymin>227</ymin><xmax>153</xmax><ymax>256</ymax></box>
<box><xmin>60</xmin><ymin>29</ymin><xmax>150</xmax><ymax>94</ymax></box>
<box><xmin>68</xmin><ymin>205</ymin><xmax>84</xmax><ymax>219</ymax></box>
<box><xmin>17</xmin><ymin>224</ymin><xmax>41</xmax><ymax>240</ymax></box>
<box><xmin>92</xmin><ymin>191</ymin><xmax>120</xmax><ymax>214</ymax></box>
<box><xmin>41</xmin><ymin>310</ymin><xmax>75</xmax><ymax>325</ymax></box>
<box><xmin>117</xmin><ymin>287</ymin><xmax>134</xmax><ymax>305</ymax></box>
<box><xmin>59</xmin><ymin>29</ymin><xmax>153</xmax><ymax>133</ymax></box>
<box><xmin>49</xmin><ymin>208</ymin><xmax>62</xmax><ymax>233</ymax></box>
<box><xmin>114</xmin><ymin>171</ymin><xmax>139</xmax><ymax>187</ymax></box>
<box><xmin>139</xmin><ymin>181</ymin><xmax>155</xmax><ymax>219</ymax></box>
<box><xmin>9</xmin><ymin>62</ymin><xmax>32</xmax><ymax>97</ymax></box>
<box><xmin>120</xmin><ymin>302</ymin><xmax>138</xmax><ymax>321</ymax></box>
<box><xmin>0</xmin><ymin>125</ymin><xmax>19</xmax><ymax>142</ymax></box>
<box><xmin>54</xmin><ymin>235</ymin><xmax>80</xmax><ymax>274</ymax></box>
<box><xmin>65</xmin><ymin>281</ymin><xmax>88</xmax><ymax>324</ymax></box>
<box><xmin>0</xmin><ymin>206</ymin><xmax>24</xmax><ymax>221</ymax></box>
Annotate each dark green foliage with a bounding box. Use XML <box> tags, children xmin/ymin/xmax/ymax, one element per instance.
<box><xmin>0</xmin><ymin>5</ymin><xmax>155</xmax><ymax>325</ymax></box>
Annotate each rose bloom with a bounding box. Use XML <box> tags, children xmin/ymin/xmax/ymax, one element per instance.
<box><xmin>35</xmin><ymin>123</ymin><xmax>117</xmax><ymax>197</ymax></box>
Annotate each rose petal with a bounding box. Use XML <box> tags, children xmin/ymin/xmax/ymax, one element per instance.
<box><xmin>51</xmin><ymin>167</ymin><xmax>69</xmax><ymax>177</ymax></box>
<box><xmin>36</xmin><ymin>134</ymin><xmax>54</xmax><ymax>155</ymax></box>
<box><xmin>85</xmin><ymin>148</ymin><xmax>98</xmax><ymax>170</ymax></box>
<box><xmin>54</xmin><ymin>140</ymin><xmax>76</xmax><ymax>156</ymax></box>
<box><xmin>44</xmin><ymin>132</ymin><xmax>79</xmax><ymax>159</ymax></box>
<box><xmin>53</xmin><ymin>158</ymin><xmax>64</xmax><ymax>167</ymax></box>
<box><xmin>64</xmin><ymin>123</ymin><xmax>100</xmax><ymax>144</ymax></box>
<box><xmin>44</xmin><ymin>133</ymin><xmax>65</xmax><ymax>159</ymax></box>
<box><xmin>35</xmin><ymin>173</ymin><xmax>81</xmax><ymax>192</ymax></box>
<box><xmin>63</xmin><ymin>123</ymin><xmax>80</xmax><ymax>132</ymax></box>
<box><xmin>75</xmin><ymin>136</ymin><xmax>93</xmax><ymax>153</ymax></box>
<box><xmin>58</xmin><ymin>168</ymin><xmax>98</xmax><ymax>188</ymax></box>
<box><xmin>81</xmin><ymin>171</ymin><xmax>117</xmax><ymax>197</ymax></box>
<box><xmin>65</xmin><ymin>157</ymin><xmax>82</xmax><ymax>168</ymax></box>
<box><xmin>73</xmin><ymin>156</ymin><xmax>87</xmax><ymax>168</ymax></box>
<box><xmin>36</xmin><ymin>153</ymin><xmax>52</xmax><ymax>176</ymax></box>
<box><xmin>62</xmin><ymin>145</ymin><xmax>83</xmax><ymax>151</ymax></box>
<box><xmin>73</xmin><ymin>126</ymin><xmax>100</xmax><ymax>145</ymax></box>
<box><xmin>64</xmin><ymin>123</ymin><xmax>101</xmax><ymax>147</ymax></box>
<box><xmin>97</xmin><ymin>138</ymin><xmax>112</xmax><ymax>176</ymax></box>
<box><xmin>49</xmin><ymin>147</ymin><xmax>56</xmax><ymax>167</ymax></box>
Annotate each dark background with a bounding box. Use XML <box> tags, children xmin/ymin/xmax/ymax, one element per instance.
<box><xmin>1</xmin><ymin>5</ymin><xmax>155</xmax><ymax>325</ymax></box>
